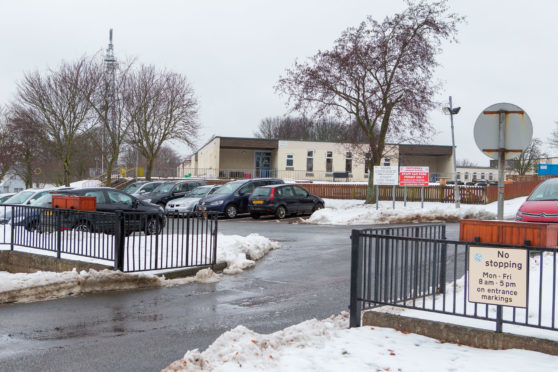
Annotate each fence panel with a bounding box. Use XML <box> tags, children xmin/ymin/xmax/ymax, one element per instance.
<box><xmin>350</xmin><ymin>227</ymin><xmax>558</xmax><ymax>334</ymax></box>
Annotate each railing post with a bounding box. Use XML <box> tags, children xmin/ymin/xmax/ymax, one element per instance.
<box><xmin>440</xmin><ymin>225</ymin><xmax>447</xmax><ymax>293</ymax></box>
<box><xmin>212</xmin><ymin>213</ymin><xmax>218</xmax><ymax>265</ymax></box>
<box><xmin>9</xmin><ymin>205</ymin><xmax>14</xmax><ymax>251</ymax></box>
<box><xmin>56</xmin><ymin>210</ymin><xmax>62</xmax><ymax>259</ymax></box>
<box><xmin>496</xmin><ymin>305</ymin><xmax>503</xmax><ymax>332</ymax></box>
<box><xmin>114</xmin><ymin>211</ymin><xmax>125</xmax><ymax>271</ymax></box>
<box><xmin>349</xmin><ymin>229</ymin><xmax>363</xmax><ymax>328</ymax></box>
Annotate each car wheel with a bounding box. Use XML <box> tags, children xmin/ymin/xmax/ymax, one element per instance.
<box><xmin>225</xmin><ymin>204</ymin><xmax>238</xmax><ymax>219</ymax></box>
<box><xmin>146</xmin><ymin>217</ymin><xmax>162</xmax><ymax>235</ymax></box>
<box><xmin>74</xmin><ymin>221</ymin><xmax>92</xmax><ymax>233</ymax></box>
<box><xmin>275</xmin><ymin>205</ymin><xmax>286</xmax><ymax>219</ymax></box>
<box><xmin>312</xmin><ymin>203</ymin><xmax>324</xmax><ymax>213</ymax></box>
<box><xmin>250</xmin><ymin>212</ymin><xmax>260</xmax><ymax>219</ymax></box>
<box><xmin>25</xmin><ymin>219</ymin><xmax>40</xmax><ymax>232</ymax></box>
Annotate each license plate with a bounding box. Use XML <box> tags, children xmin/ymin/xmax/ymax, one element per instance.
<box><xmin>44</xmin><ymin>211</ymin><xmax>53</xmax><ymax>216</ymax></box>
<box><xmin>252</xmin><ymin>200</ymin><xmax>263</xmax><ymax>205</ymax></box>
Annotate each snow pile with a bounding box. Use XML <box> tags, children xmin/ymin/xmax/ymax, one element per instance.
<box><xmin>162</xmin><ymin>268</ymin><xmax>221</xmax><ymax>287</ymax></box>
<box><xmin>306</xmin><ymin>197</ymin><xmax>527</xmax><ymax>225</ymax></box>
<box><xmin>164</xmin><ymin>312</ymin><xmax>558</xmax><ymax>372</ymax></box>
<box><xmin>0</xmin><ymin>269</ymin><xmax>161</xmax><ymax>303</ymax></box>
<box><xmin>70</xmin><ymin>179</ymin><xmax>103</xmax><ymax>188</ymax></box>
<box><xmin>216</xmin><ymin>233</ymin><xmax>282</xmax><ymax>274</ymax></box>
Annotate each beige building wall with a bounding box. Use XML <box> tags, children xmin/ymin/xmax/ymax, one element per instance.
<box><xmin>193</xmin><ymin>137</ymin><xmax>221</xmax><ymax>177</ymax></box>
<box><xmin>456</xmin><ymin>166</ymin><xmax>498</xmax><ymax>182</ymax></box>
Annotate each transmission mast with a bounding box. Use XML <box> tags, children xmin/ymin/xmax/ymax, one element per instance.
<box><xmin>102</xmin><ymin>28</ymin><xmax>117</xmax><ymax>176</ymax></box>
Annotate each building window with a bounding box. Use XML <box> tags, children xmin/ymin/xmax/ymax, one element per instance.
<box><xmin>345</xmin><ymin>151</ymin><xmax>352</xmax><ymax>173</ymax></box>
<box><xmin>465</xmin><ymin>172</ymin><xmax>469</xmax><ymax>180</ymax></box>
<box><xmin>473</xmin><ymin>172</ymin><xmax>477</xmax><ymax>180</ymax></box>
<box><xmin>286</xmin><ymin>154</ymin><xmax>294</xmax><ymax>168</ymax></box>
<box><xmin>489</xmin><ymin>173</ymin><xmax>493</xmax><ymax>181</ymax></box>
<box><xmin>481</xmin><ymin>172</ymin><xmax>485</xmax><ymax>180</ymax></box>
<box><xmin>306</xmin><ymin>150</ymin><xmax>314</xmax><ymax>173</ymax></box>
<box><xmin>326</xmin><ymin>151</ymin><xmax>333</xmax><ymax>173</ymax></box>
<box><xmin>457</xmin><ymin>172</ymin><xmax>461</xmax><ymax>180</ymax></box>
<box><xmin>383</xmin><ymin>157</ymin><xmax>391</xmax><ymax>166</ymax></box>
<box><xmin>364</xmin><ymin>153</ymin><xmax>372</xmax><ymax>175</ymax></box>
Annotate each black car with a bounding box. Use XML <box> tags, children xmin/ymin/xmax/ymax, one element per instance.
<box><xmin>137</xmin><ymin>180</ymin><xmax>207</xmax><ymax>207</ymax></box>
<box><xmin>199</xmin><ymin>178</ymin><xmax>284</xmax><ymax>218</ymax></box>
<box><xmin>42</xmin><ymin>188</ymin><xmax>166</xmax><ymax>235</ymax></box>
<box><xmin>248</xmin><ymin>184</ymin><xmax>324</xmax><ymax>219</ymax></box>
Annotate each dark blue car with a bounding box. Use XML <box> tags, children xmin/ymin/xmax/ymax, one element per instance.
<box><xmin>199</xmin><ymin>178</ymin><xmax>284</xmax><ymax>218</ymax></box>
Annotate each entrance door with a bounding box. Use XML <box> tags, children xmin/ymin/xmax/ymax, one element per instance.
<box><xmin>254</xmin><ymin>152</ymin><xmax>272</xmax><ymax>178</ymax></box>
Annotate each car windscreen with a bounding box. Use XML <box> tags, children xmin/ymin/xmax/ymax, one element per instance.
<box><xmin>187</xmin><ymin>186</ymin><xmax>212</xmax><ymax>197</ymax></box>
<box><xmin>252</xmin><ymin>187</ymin><xmax>271</xmax><ymax>197</ymax></box>
<box><xmin>29</xmin><ymin>193</ymin><xmax>53</xmax><ymax>206</ymax></box>
<box><xmin>4</xmin><ymin>191</ymin><xmax>34</xmax><ymax>204</ymax></box>
<box><xmin>152</xmin><ymin>183</ymin><xmax>175</xmax><ymax>193</ymax></box>
<box><xmin>213</xmin><ymin>181</ymin><xmax>245</xmax><ymax>195</ymax></box>
<box><xmin>123</xmin><ymin>183</ymin><xmax>143</xmax><ymax>194</ymax></box>
<box><xmin>528</xmin><ymin>181</ymin><xmax>558</xmax><ymax>201</ymax></box>
<box><xmin>138</xmin><ymin>182</ymin><xmax>161</xmax><ymax>193</ymax></box>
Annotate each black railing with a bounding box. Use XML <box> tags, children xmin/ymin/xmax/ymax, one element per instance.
<box><xmin>349</xmin><ymin>225</ymin><xmax>558</xmax><ymax>334</ymax></box>
<box><xmin>0</xmin><ymin>205</ymin><xmax>218</xmax><ymax>272</ymax></box>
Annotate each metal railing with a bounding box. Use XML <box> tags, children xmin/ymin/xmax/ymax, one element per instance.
<box><xmin>0</xmin><ymin>205</ymin><xmax>218</xmax><ymax>273</ymax></box>
<box><xmin>349</xmin><ymin>225</ymin><xmax>558</xmax><ymax>334</ymax></box>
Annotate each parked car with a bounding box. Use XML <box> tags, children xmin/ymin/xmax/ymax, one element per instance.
<box><xmin>12</xmin><ymin>191</ymin><xmax>65</xmax><ymax>231</ymax></box>
<box><xmin>248</xmin><ymin>184</ymin><xmax>324</xmax><ymax>219</ymax></box>
<box><xmin>0</xmin><ymin>187</ymin><xmax>73</xmax><ymax>224</ymax></box>
<box><xmin>137</xmin><ymin>180</ymin><xmax>207</xmax><ymax>207</ymax></box>
<box><xmin>465</xmin><ymin>182</ymin><xmax>476</xmax><ymax>186</ymax></box>
<box><xmin>165</xmin><ymin>185</ymin><xmax>221</xmax><ymax>214</ymax></box>
<box><xmin>0</xmin><ymin>193</ymin><xmax>15</xmax><ymax>204</ymax></box>
<box><xmin>515</xmin><ymin>178</ymin><xmax>558</xmax><ymax>223</ymax></box>
<box><xmin>45</xmin><ymin>188</ymin><xmax>167</xmax><ymax>235</ymax></box>
<box><xmin>122</xmin><ymin>181</ymin><xmax>164</xmax><ymax>196</ymax></box>
<box><xmin>199</xmin><ymin>178</ymin><xmax>284</xmax><ymax>218</ymax></box>
<box><xmin>475</xmin><ymin>182</ymin><xmax>488</xmax><ymax>187</ymax></box>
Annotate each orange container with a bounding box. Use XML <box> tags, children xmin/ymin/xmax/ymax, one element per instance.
<box><xmin>52</xmin><ymin>195</ymin><xmax>96</xmax><ymax>211</ymax></box>
<box><xmin>460</xmin><ymin>219</ymin><xmax>558</xmax><ymax>248</ymax></box>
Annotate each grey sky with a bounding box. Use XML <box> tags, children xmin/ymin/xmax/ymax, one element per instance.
<box><xmin>1</xmin><ymin>0</ymin><xmax>556</xmax><ymax>165</ymax></box>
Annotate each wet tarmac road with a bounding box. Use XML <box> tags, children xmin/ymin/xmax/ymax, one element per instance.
<box><xmin>0</xmin><ymin>219</ymin><xmax>460</xmax><ymax>371</ymax></box>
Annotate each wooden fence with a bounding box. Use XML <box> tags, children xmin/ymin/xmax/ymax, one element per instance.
<box><xmin>297</xmin><ymin>181</ymin><xmax>548</xmax><ymax>204</ymax></box>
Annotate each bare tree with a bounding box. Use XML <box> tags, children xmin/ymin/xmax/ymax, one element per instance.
<box><xmin>508</xmin><ymin>138</ymin><xmax>546</xmax><ymax>175</ymax></box>
<box><xmin>88</xmin><ymin>58</ymin><xmax>135</xmax><ymax>186</ymax></box>
<box><xmin>13</xmin><ymin>57</ymin><xmax>97</xmax><ymax>185</ymax></box>
<box><xmin>126</xmin><ymin>65</ymin><xmax>199</xmax><ymax>180</ymax></box>
<box><xmin>276</xmin><ymin>0</ymin><xmax>462</xmax><ymax>203</ymax></box>
<box><xmin>456</xmin><ymin>159</ymin><xmax>479</xmax><ymax>167</ymax></box>
<box><xmin>549</xmin><ymin>122</ymin><xmax>558</xmax><ymax>150</ymax></box>
<box><xmin>0</xmin><ymin>107</ymin><xmax>18</xmax><ymax>183</ymax></box>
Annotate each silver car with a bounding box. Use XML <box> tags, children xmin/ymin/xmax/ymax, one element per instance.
<box><xmin>165</xmin><ymin>185</ymin><xmax>220</xmax><ymax>214</ymax></box>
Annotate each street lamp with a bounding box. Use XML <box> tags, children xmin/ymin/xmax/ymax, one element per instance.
<box><xmin>443</xmin><ymin>96</ymin><xmax>461</xmax><ymax>208</ymax></box>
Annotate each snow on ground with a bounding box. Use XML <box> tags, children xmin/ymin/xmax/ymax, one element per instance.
<box><xmin>163</xmin><ymin>312</ymin><xmax>558</xmax><ymax>372</ymax></box>
<box><xmin>0</xmin><ymin>233</ymin><xmax>280</xmax><ymax>303</ymax></box>
<box><xmin>306</xmin><ymin>197</ymin><xmax>527</xmax><ymax>225</ymax></box>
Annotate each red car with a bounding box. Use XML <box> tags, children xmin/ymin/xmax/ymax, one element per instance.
<box><xmin>516</xmin><ymin>179</ymin><xmax>558</xmax><ymax>222</ymax></box>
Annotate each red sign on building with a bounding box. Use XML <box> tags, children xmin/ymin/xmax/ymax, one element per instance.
<box><xmin>399</xmin><ymin>166</ymin><xmax>429</xmax><ymax>186</ymax></box>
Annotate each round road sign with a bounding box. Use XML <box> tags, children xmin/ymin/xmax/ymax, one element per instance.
<box><xmin>473</xmin><ymin>102</ymin><xmax>533</xmax><ymax>160</ymax></box>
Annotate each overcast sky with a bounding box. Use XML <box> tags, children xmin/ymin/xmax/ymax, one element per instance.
<box><xmin>1</xmin><ymin>0</ymin><xmax>556</xmax><ymax>165</ymax></box>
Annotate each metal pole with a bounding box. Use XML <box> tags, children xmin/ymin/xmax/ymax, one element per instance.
<box><xmin>449</xmin><ymin>96</ymin><xmax>460</xmax><ymax>208</ymax></box>
<box><xmin>349</xmin><ymin>229</ymin><xmax>362</xmax><ymax>327</ymax></box>
<box><xmin>376</xmin><ymin>185</ymin><xmax>379</xmax><ymax>210</ymax></box>
<box><xmin>392</xmin><ymin>185</ymin><xmax>395</xmax><ymax>209</ymax></box>
<box><xmin>497</xmin><ymin>112</ymin><xmax>506</xmax><ymax>220</ymax></box>
<box><xmin>404</xmin><ymin>186</ymin><xmax>407</xmax><ymax>207</ymax></box>
<box><xmin>421</xmin><ymin>186</ymin><xmax>424</xmax><ymax>208</ymax></box>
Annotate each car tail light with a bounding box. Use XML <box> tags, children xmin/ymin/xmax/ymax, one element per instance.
<box><xmin>269</xmin><ymin>188</ymin><xmax>275</xmax><ymax>201</ymax></box>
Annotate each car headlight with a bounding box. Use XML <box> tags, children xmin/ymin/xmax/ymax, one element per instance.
<box><xmin>208</xmin><ymin>200</ymin><xmax>224</xmax><ymax>206</ymax></box>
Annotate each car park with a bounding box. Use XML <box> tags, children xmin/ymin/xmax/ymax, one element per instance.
<box><xmin>137</xmin><ymin>180</ymin><xmax>207</xmax><ymax>207</ymax></box>
<box><xmin>515</xmin><ymin>178</ymin><xmax>558</xmax><ymax>223</ymax></box>
<box><xmin>248</xmin><ymin>184</ymin><xmax>324</xmax><ymax>219</ymax></box>
<box><xmin>122</xmin><ymin>181</ymin><xmax>164</xmax><ymax>195</ymax></box>
<box><xmin>49</xmin><ymin>188</ymin><xmax>166</xmax><ymax>234</ymax></box>
<box><xmin>199</xmin><ymin>178</ymin><xmax>284</xmax><ymax>218</ymax></box>
<box><xmin>165</xmin><ymin>185</ymin><xmax>220</xmax><ymax>214</ymax></box>
<box><xmin>0</xmin><ymin>187</ymin><xmax>73</xmax><ymax>224</ymax></box>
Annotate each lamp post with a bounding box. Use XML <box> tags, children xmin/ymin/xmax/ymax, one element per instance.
<box><xmin>443</xmin><ymin>96</ymin><xmax>461</xmax><ymax>208</ymax></box>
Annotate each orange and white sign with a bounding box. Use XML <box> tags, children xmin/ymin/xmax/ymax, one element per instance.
<box><xmin>399</xmin><ymin>166</ymin><xmax>429</xmax><ymax>186</ymax></box>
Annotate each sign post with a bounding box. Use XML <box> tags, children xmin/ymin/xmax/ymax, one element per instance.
<box><xmin>373</xmin><ymin>166</ymin><xmax>399</xmax><ymax>210</ymax></box>
<box><xmin>474</xmin><ymin>103</ymin><xmax>533</xmax><ymax>219</ymax></box>
<box><xmin>399</xmin><ymin>166</ymin><xmax>429</xmax><ymax>209</ymax></box>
